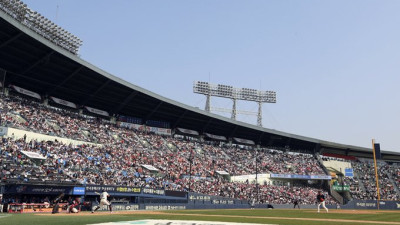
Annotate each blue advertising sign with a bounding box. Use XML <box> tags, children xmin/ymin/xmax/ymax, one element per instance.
<box><xmin>73</xmin><ymin>187</ymin><xmax>86</xmax><ymax>195</ymax></box>
<box><xmin>345</xmin><ymin>168</ymin><xmax>354</xmax><ymax>177</ymax></box>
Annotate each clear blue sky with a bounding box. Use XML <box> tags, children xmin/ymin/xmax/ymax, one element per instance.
<box><xmin>22</xmin><ymin>0</ymin><xmax>400</xmax><ymax>151</ymax></box>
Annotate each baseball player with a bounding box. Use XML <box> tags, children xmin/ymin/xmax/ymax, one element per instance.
<box><xmin>92</xmin><ymin>189</ymin><xmax>112</xmax><ymax>213</ymax></box>
<box><xmin>68</xmin><ymin>197</ymin><xmax>80</xmax><ymax>213</ymax></box>
<box><xmin>293</xmin><ymin>198</ymin><xmax>300</xmax><ymax>209</ymax></box>
<box><xmin>52</xmin><ymin>193</ymin><xmax>65</xmax><ymax>214</ymax></box>
<box><xmin>316</xmin><ymin>191</ymin><xmax>328</xmax><ymax>213</ymax></box>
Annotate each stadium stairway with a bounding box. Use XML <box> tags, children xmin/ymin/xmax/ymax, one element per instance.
<box><xmin>355</xmin><ymin>173</ymin><xmax>367</xmax><ymax>193</ymax></box>
<box><xmin>316</xmin><ymin>154</ymin><xmax>354</xmax><ymax>204</ymax></box>
<box><xmin>329</xmin><ymin>186</ymin><xmax>344</xmax><ymax>204</ymax></box>
<box><xmin>315</xmin><ymin>153</ymin><xmax>331</xmax><ymax>176</ymax></box>
<box><xmin>160</xmin><ymin>136</ymin><xmax>173</xmax><ymax>150</ymax></box>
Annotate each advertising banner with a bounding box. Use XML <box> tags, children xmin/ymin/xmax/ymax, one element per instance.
<box><xmin>86</xmin><ymin>185</ymin><xmax>141</xmax><ymax>194</ymax></box>
<box><xmin>204</xmin><ymin>133</ymin><xmax>227</xmax><ymax>141</ymax></box>
<box><xmin>189</xmin><ymin>193</ymin><xmax>236</xmax><ymax>203</ymax></box>
<box><xmin>11</xmin><ymin>85</ymin><xmax>41</xmax><ymax>99</ymax></box>
<box><xmin>144</xmin><ymin>205</ymin><xmax>186</xmax><ymax>210</ymax></box>
<box><xmin>345</xmin><ymin>168</ymin><xmax>354</xmax><ymax>177</ymax></box>
<box><xmin>343</xmin><ymin>200</ymin><xmax>400</xmax><ymax>210</ymax></box>
<box><xmin>147</xmin><ymin>126</ymin><xmax>171</xmax><ymax>136</ymax></box>
<box><xmin>233</xmin><ymin>137</ymin><xmax>255</xmax><ymax>145</ymax></box>
<box><xmin>332</xmin><ymin>185</ymin><xmax>350</xmax><ymax>192</ymax></box>
<box><xmin>72</xmin><ymin>187</ymin><xmax>86</xmax><ymax>195</ymax></box>
<box><xmin>5</xmin><ymin>185</ymin><xmax>73</xmax><ymax>195</ymax></box>
<box><xmin>84</xmin><ymin>106</ymin><xmax>109</xmax><ymax>117</ymax></box>
<box><xmin>118</xmin><ymin>122</ymin><xmax>171</xmax><ymax>136</ymax></box>
<box><xmin>270</xmin><ymin>174</ymin><xmax>331</xmax><ymax>180</ymax></box>
<box><xmin>212</xmin><ymin>199</ymin><xmax>234</xmax><ymax>205</ymax></box>
<box><xmin>143</xmin><ymin>188</ymin><xmax>165</xmax><ymax>196</ymax></box>
<box><xmin>50</xmin><ymin>96</ymin><xmax>77</xmax><ymax>109</ymax></box>
<box><xmin>310</xmin><ymin>175</ymin><xmax>332</xmax><ymax>180</ymax></box>
<box><xmin>177</xmin><ymin>128</ymin><xmax>199</xmax><ymax>136</ymax></box>
<box><xmin>97</xmin><ymin>204</ymin><xmax>139</xmax><ymax>211</ymax></box>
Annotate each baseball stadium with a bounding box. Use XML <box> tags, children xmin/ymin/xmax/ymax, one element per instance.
<box><xmin>0</xmin><ymin>1</ymin><xmax>400</xmax><ymax>225</ymax></box>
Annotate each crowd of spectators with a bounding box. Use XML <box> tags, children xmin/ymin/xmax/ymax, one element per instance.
<box><xmin>168</xmin><ymin>178</ymin><xmax>336</xmax><ymax>205</ymax></box>
<box><xmin>390</xmin><ymin>165</ymin><xmax>400</xmax><ymax>192</ymax></box>
<box><xmin>322</xmin><ymin>155</ymin><xmax>400</xmax><ymax>201</ymax></box>
<box><xmin>352</xmin><ymin>161</ymin><xmax>399</xmax><ymax>200</ymax></box>
<box><xmin>1</xmin><ymin>94</ymin><xmax>336</xmax><ymax>205</ymax></box>
<box><xmin>0</xmin><ymin>137</ymin><xmax>74</xmax><ymax>184</ymax></box>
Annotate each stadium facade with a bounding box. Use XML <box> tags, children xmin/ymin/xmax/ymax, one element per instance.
<box><xmin>0</xmin><ymin>1</ymin><xmax>398</xmax><ymax>160</ymax></box>
<box><xmin>1</xmin><ymin>0</ymin><xmax>400</xmax><ymax>212</ymax></box>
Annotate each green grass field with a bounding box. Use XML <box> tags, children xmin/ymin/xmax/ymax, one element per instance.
<box><xmin>1</xmin><ymin>209</ymin><xmax>400</xmax><ymax>225</ymax></box>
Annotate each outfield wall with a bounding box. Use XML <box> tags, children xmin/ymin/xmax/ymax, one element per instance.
<box><xmin>341</xmin><ymin>200</ymin><xmax>400</xmax><ymax>210</ymax></box>
<box><xmin>93</xmin><ymin>203</ymin><xmax>336</xmax><ymax>211</ymax></box>
<box><xmin>2</xmin><ymin>184</ymin><xmax>400</xmax><ymax>211</ymax></box>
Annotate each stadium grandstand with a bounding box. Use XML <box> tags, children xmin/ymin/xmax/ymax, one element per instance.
<box><xmin>1</xmin><ymin>0</ymin><xmax>400</xmax><ymax>213</ymax></box>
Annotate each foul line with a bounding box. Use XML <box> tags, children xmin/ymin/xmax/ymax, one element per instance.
<box><xmin>161</xmin><ymin>212</ymin><xmax>400</xmax><ymax>225</ymax></box>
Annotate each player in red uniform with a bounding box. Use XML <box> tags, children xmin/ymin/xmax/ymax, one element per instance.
<box><xmin>68</xmin><ymin>197</ymin><xmax>80</xmax><ymax>213</ymax></box>
<box><xmin>316</xmin><ymin>191</ymin><xmax>328</xmax><ymax>213</ymax></box>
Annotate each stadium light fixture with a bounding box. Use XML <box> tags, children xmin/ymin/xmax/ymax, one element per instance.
<box><xmin>0</xmin><ymin>0</ymin><xmax>83</xmax><ymax>55</ymax></box>
<box><xmin>193</xmin><ymin>81</ymin><xmax>276</xmax><ymax>126</ymax></box>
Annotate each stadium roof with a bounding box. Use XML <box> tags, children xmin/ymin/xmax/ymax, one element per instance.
<box><xmin>1</xmin><ymin>8</ymin><xmax>399</xmax><ymax>160</ymax></box>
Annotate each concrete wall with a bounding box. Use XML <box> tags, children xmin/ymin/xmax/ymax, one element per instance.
<box><xmin>322</xmin><ymin>160</ymin><xmax>352</xmax><ymax>173</ymax></box>
<box><xmin>2</xmin><ymin>126</ymin><xmax>101</xmax><ymax>147</ymax></box>
<box><xmin>230</xmin><ymin>174</ymin><xmax>271</xmax><ymax>184</ymax></box>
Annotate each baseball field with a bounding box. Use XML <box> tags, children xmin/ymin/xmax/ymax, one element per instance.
<box><xmin>1</xmin><ymin>209</ymin><xmax>400</xmax><ymax>225</ymax></box>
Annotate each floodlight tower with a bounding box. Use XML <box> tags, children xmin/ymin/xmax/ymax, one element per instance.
<box><xmin>193</xmin><ymin>81</ymin><xmax>276</xmax><ymax>127</ymax></box>
<box><xmin>231</xmin><ymin>97</ymin><xmax>237</xmax><ymax>120</ymax></box>
<box><xmin>257</xmin><ymin>101</ymin><xmax>262</xmax><ymax>127</ymax></box>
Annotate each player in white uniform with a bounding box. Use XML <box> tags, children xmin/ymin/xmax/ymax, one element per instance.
<box><xmin>92</xmin><ymin>189</ymin><xmax>113</xmax><ymax>213</ymax></box>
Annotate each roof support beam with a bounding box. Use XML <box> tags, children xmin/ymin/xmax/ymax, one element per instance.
<box><xmin>0</xmin><ymin>32</ymin><xmax>22</xmax><ymax>49</ymax></box>
<box><xmin>112</xmin><ymin>91</ymin><xmax>138</xmax><ymax>115</ymax></box>
<box><xmin>80</xmin><ymin>80</ymin><xmax>111</xmax><ymax>105</ymax></box>
<box><xmin>257</xmin><ymin>132</ymin><xmax>265</xmax><ymax>145</ymax></box>
<box><xmin>267</xmin><ymin>135</ymin><xmax>278</xmax><ymax>147</ymax></box>
<box><xmin>8</xmin><ymin>51</ymin><xmax>54</xmax><ymax>84</ymax></box>
<box><xmin>285</xmin><ymin>138</ymin><xmax>292</xmax><ymax>149</ymax></box>
<box><xmin>19</xmin><ymin>51</ymin><xmax>54</xmax><ymax>75</ymax></box>
<box><xmin>145</xmin><ymin>101</ymin><xmax>163</xmax><ymax>121</ymax></box>
<box><xmin>173</xmin><ymin>110</ymin><xmax>188</xmax><ymax>128</ymax></box>
<box><xmin>229</xmin><ymin>125</ymin><xmax>238</xmax><ymax>137</ymax></box>
<box><xmin>48</xmin><ymin>66</ymin><xmax>83</xmax><ymax>95</ymax></box>
<box><xmin>202</xmin><ymin>118</ymin><xmax>213</xmax><ymax>133</ymax></box>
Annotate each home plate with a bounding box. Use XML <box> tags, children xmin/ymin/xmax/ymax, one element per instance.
<box><xmin>90</xmin><ymin>220</ymin><xmax>277</xmax><ymax>225</ymax></box>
